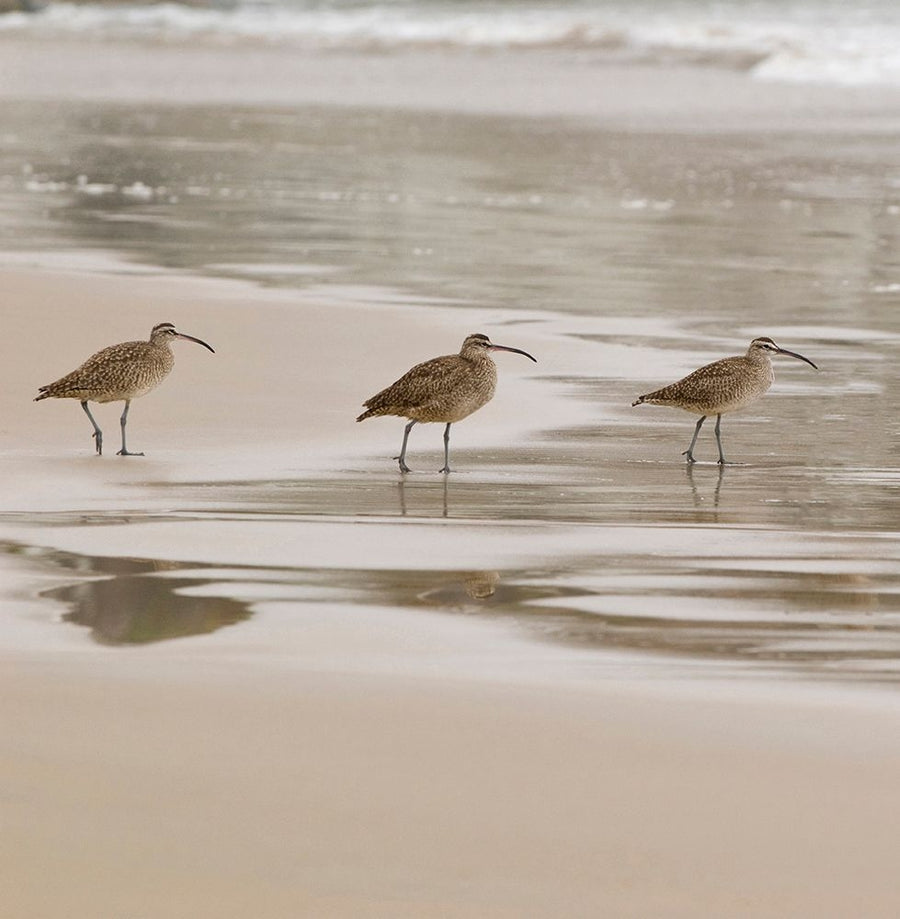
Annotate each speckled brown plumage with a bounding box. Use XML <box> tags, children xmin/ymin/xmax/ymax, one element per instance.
<box><xmin>632</xmin><ymin>337</ymin><xmax>818</xmax><ymax>464</ymax></box>
<box><xmin>35</xmin><ymin>322</ymin><xmax>215</xmax><ymax>456</ymax></box>
<box><xmin>358</xmin><ymin>338</ymin><xmax>497</xmax><ymax>425</ymax></box>
<box><xmin>36</xmin><ymin>338</ymin><xmax>177</xmax><ymax>404</ymax></box>
<box><xmin>357</xmin><ymin>332</ymin><xmax>536</xmax><ymax>473</ymax></box>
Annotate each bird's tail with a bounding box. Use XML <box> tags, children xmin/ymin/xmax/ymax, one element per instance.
<box><xmin>356</xmin><ymin>408</ymin><xmax>376</xmax><ymax>423</ymax></box>
<box><xmin>631</xmin><ymin>395</ymin><xmax>646</xmax><ymax>407</ymax></box>
<box><xmin>34</xmin><ymin>388</ymin><xmax>50</xmax><ymax>403</ymax></box>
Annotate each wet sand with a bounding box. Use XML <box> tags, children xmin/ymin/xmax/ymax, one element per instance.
<box><xmin>1</xmin><ymin>36</ymin><xmax>900</xmax><ymax>919</ymax></box>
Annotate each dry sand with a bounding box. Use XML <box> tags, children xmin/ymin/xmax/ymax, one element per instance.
<box><xmin>5</xmin><ymin>654</ymin><xmax>900</xmax><ymax>919</ymax></box>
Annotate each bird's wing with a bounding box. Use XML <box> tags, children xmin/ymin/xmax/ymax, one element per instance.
<box><xmin>365</xmin><ymin>354</ymin><xmax>463</xmax><ymax>411</ymax></box>
<box><xmin>39</xmin><ymin>341</ymin><xmax>144</xmax><ymax>394</ymax></box>
<box><xmin>680</xmin><ymin>356</ymin><xmax>743</xmax><ymax>385</ymax></box>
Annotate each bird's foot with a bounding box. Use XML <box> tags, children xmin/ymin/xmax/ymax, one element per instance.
<box><xmin>117</xmin><ymin>449</ymin><xmax>145</xmax><ymax>457</ymax></box>
<box><xmin>682</xmin><ymin>450</ymin><xmax>697</xmax><ymax>465</ymax></box>
<box><xmin>92</xmin><ymin>432</ymin><xmax>103</xmax><ymax>456</ymax></box>
<box><xmin>393</xmin><ymin>453</ymin><xmax>413</xmax><ymax>473</ymax></box>
<box><xmin>438</xmin><ymin>466</ymin><xmax>452</xmax><ymax>474</ymax></box>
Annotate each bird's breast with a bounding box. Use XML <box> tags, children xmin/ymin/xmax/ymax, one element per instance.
<box><xmin>410</xmin><ymin>360</ymin><xmax>497</xmax><ymax>423</ymax></box>
<box><xmin>95</xmin><ymin>348</ymin><xmax>175</xmax><ymax>402</ymax></box>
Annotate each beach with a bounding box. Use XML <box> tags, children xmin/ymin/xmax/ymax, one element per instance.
<box><xmin>1</xmin><ymin>12</ymin><xmax>900</xmax><ymax>917</ymax></box>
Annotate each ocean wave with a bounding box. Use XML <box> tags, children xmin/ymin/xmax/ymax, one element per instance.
<box><xmin>2</xmin><ymin>0</ymin><xmax>899</xmax><ymax>87</ymax></box>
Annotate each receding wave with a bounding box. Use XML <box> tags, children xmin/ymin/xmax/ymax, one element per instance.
<box><xmin>1</xmin><ymin>0</ymin><xmax>899</xmax><ymax>87</ymax></box>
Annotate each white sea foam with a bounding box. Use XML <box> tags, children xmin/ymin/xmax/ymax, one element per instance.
<box><xmin>1</xmin><ymin>0</ymin><xmax>899</xmax><ymax>87</ymax></box>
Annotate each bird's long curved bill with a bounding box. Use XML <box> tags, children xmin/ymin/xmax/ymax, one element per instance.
<box><xmin>176</xmin><ymin>332</ymin><xmax>216</xmax><ymax>353</ymax></box>
<box><xmin>489</xmin><ymin>343</ymin><xmax>537</xmax><ymax>362</ymax></box>
<box><xmin>777</xmin><ymin>347</ymin><xmax>817</xmax><ymax>370</ymax></box>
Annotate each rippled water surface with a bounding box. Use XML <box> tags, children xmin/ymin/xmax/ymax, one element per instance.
<box><xmin>2</xmin><ymin>100</ymin><xmax>899</xmax><ymax>319</ymax></box>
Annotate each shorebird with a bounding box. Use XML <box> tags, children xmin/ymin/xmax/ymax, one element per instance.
<box><xmin>35</xmin><ymin>322</ymin><xmax>215</xmax><ymax>456</ymax></box>
<box><xmin>631</xmin><ymin>336</ymin><xmax>818</xmax><ymax>464</ymax></box>
<box><xmin>357</xmin><ymin>332</ymin><xmax>536</xmax><ymax>473</ymax></box>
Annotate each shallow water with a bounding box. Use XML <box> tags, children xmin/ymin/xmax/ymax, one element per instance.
<box><xmin>2</xmin><ymin>99</ymin><xmax>899</xmax><ymax>324</ymax></box>
<box><xmin>8</xmin><ymin>503</ymin><xmax>899</xmax><ymax>683</ymax></box>
<box><xmin>7</xmin><ymin>446</ymin><xmax>898</xmax><ymax>684</ymax></box>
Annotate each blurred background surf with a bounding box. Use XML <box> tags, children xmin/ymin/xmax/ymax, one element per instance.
<box><xmin>1</xmin><ymin>0</ymin><xmax>899</xmax><ymax>88</ymax></box>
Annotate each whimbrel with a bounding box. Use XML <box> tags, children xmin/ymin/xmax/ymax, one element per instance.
<box><xmin>357</xmin><ymin>332</ymin><xmax>536</xmax><ymax>473</ymax></box>
<box><xmin>35</xmin><ymin>322</ymin><xmax>215</xmax><ymax>456</ymax></box>
<box><xmin>631</xmin><ymin>336</ymin><xmax>818</xmax><ymax>464</ymax></box>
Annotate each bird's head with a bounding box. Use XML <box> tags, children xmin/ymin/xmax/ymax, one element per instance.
<box><xmin>460</xmin><ymin>333</ymin><xmax>536</xmax><ymax>363</ymax></box>
<box><xmin>150</xmin><ymin>322</ymin><xmax>215</xmax><ymax>353</ymax></box>
<box><xmin>749</xmin><ymin>337</ymin><xmax>817</xmax><ymax>369</ymax></box>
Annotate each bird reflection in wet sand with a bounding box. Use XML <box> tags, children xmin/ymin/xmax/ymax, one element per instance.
<box><xmin>397</xmin><ymin>476</ymin><xmax>450</xmax><ymax>518</ymax></box>
<box><xmin>45</xmin><ymin>569</ymin><xmax>249</xmax><ymax>645</ymax></box>
<box><xmin>686</xmin><ymin>462</ymin><xmax>725</xmax><ymax>510</ymax></box>
<box><xmin>464</xmin><ymin>571</ymin><xmax>500</xmax><ymax>600</ymax></box>
<box><xmin>358</xmin><ymin>333</ymin><xmax>536</xmax><ymax>473</ymax></box>
<box><xmin>419</xmin><ymin>571</ymin><xmax>502</xmax><ymax>607</ymax></box>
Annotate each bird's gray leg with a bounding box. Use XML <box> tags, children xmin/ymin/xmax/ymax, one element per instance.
<box><xmin>116</xmin><ymin>400</ymin><xmax>144</xmax><ymax>457</ymax></box>
<box><xmin>714</xmin><ymin>413</ymin><xmax>727</xmax><ymax>465</ymax></box>
<box><xmin>81</xmin><ymin>401</ymin><xmax>103</xmax><ymax>456</ymax></box>
<box><xmin>395</xmin><ymin>420</ymin><xmax>416</xmax><ymax>473</ymax></box>
<box><xmin>439</xmin><ymin>423</ymin><xmax>452</xmax><ymax>474</ymax></box>
<box><xmin>682</xmin><ymin>415</ymin><xmax>706</xmax><ymax>464</ymax></box>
